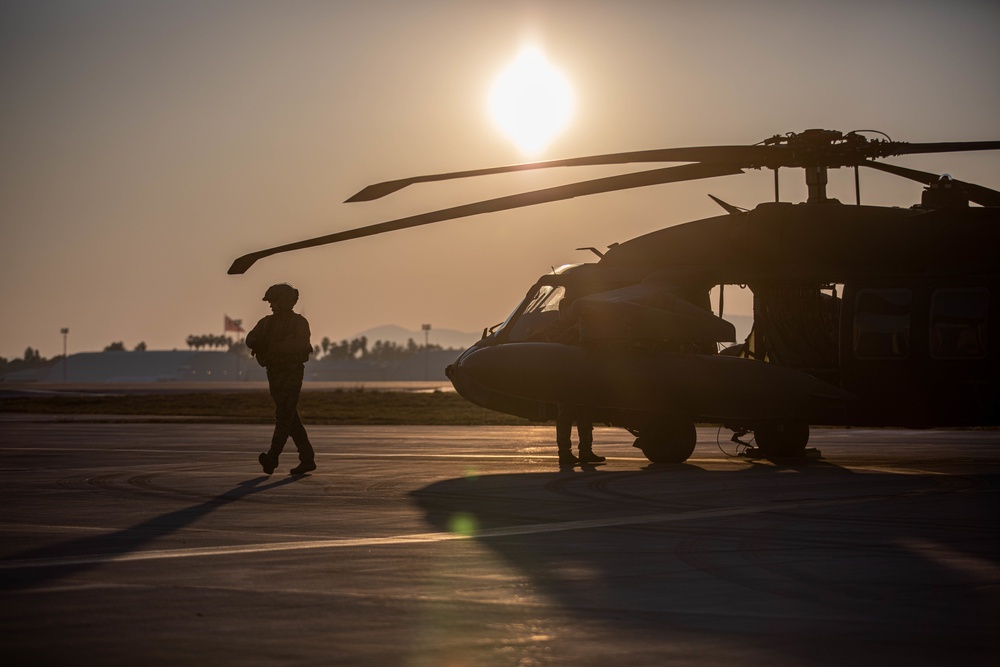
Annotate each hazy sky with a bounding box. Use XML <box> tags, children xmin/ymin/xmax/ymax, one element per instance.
<box><xmin>2</xmin><ymin>0</ymin><xmax>999</xmax><ymax>358</ymax></box>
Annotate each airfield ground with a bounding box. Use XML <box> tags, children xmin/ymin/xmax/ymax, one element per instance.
<box><xmin>0</xmin><ymin>417</ymin><xmax>997</xmax><ymax>666</ymax></box>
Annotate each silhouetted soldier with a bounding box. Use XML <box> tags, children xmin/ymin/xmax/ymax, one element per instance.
<box><xmin>246</xmin><ymin>283</ymin><xmax>316</xmax><ymax>475</ymax></box>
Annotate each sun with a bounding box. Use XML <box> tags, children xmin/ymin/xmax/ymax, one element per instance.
<box><xmin>488</xmin><ymin>46</ymin><xmax>574</xmax><ymax>156</ymax></box>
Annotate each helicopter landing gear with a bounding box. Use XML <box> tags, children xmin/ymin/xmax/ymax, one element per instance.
<box><xmin>633</xmin><ymin>417</ymin><xmax>696</xmax><ymax>464</ymax></box>
<box><xmin>752</xmin><ymin>421</ymin><xmax>810</xmax><ymax>459</ymax></box>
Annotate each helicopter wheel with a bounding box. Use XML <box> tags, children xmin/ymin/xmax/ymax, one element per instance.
<box><xmin>633</xmin><ymin>418</ymin><xmax>697</xmax><ymax>464</ymax></box>
<box><xmin>753</xmin><ymin>422</ymin><xmax>810</xmax><ymax>459</ymax></box>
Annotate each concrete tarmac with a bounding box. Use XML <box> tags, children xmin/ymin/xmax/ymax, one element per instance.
<box><xmin>0</xmin><ymin>420</ymin><xmax>997</xmax><ymax>666</ymax></box>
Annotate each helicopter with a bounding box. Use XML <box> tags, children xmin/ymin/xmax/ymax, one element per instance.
<box><xmin>230</xmin><ymin>129</ymin><xmax>1000</xmax><ymax>463</ymax></box>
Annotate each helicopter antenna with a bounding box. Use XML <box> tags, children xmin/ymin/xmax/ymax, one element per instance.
<box><xmin>849</xmin><ymin>129</ymin><xmax>893</xmax><ymax>142</ymax></box>
<box><xmin>707</xmin><ymin>195</ymin><xmax>746</xmax><ymax>214</ymax></box>
<box><xmin>577</xmin><ymin>246</ymin><xmax>605</xmax><ymax>258</ymax></box>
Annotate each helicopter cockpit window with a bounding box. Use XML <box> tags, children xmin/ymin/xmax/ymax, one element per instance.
<box><xmin>853</xmin><ymin>289</ymin><xmax>912</xmax><ymax>359</ymax></box>
<box><xmin>930</xmin><ymin>289</ymin><xmax>988</xmax><ymax>359</ymax></box>
<box><xmin>506</xmin><ymin>285</ymin><xmax>567</xmax><ymax>342</ymax></box>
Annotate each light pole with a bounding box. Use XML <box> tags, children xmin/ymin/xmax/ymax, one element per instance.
<box><xmin>422</xmin><ymin>324</ymin><xmax>431</xmax><ymax>381</ymax></box>
<box><xmin>60</xmin><ymin>328</ymin><xmax>69</xmax><ymax>382</ymax></box>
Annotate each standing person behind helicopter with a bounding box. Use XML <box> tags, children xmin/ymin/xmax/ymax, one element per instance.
<box><xmin>543</xmin><ymin>297</ymin><xmax>605</xmax><ymax>467</ymax></box>
<box><xmin>246</xmin><ymin>283</ymin><xmax>316</xmax><ymax>475</ymax></box>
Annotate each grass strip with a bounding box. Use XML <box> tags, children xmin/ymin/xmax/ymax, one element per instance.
<box><xmin>0</xmin><ymin>391</ymin><xmax>532</xmax><ymax>425</ymax></box>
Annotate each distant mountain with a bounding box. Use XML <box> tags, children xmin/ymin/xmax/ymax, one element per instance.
<box><xmin>349</xmin><ymin>324</ymin><xmax>481</xmax><ymax>350</ymax></box>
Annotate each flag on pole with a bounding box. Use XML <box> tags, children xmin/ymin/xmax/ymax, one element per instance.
<box><xmin>224</xmin><ymin>315</ymin><xmax>245</xmax><ymax>333</ymax></box>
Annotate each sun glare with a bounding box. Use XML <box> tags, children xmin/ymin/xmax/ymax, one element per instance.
<box><xmin>488</xmin><ymin>46</ymin><xmax>574</xmax><ymax>156</ymax></box>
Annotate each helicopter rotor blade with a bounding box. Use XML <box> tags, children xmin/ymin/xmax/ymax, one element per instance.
<box><xmin>874</xmin><ymin>140</ymin><xmax>1000</xmax><ymax>160</ymax></box>
<box><xmin>345</xmin><ymin>146</ymin><xmax>775</xmax><ymax>202</ymax></box>
<box><xmin>346</xmin><ymin>137</ymin><xmax>1000</xmax><ymax>203</ymax></box>
<box><xmin>861</xmin><ymin>160</ymin><xmax>1000</xmax><ymax>207</ymax></box>
<box><xmin>229</xmin><ymin>162</ymin><xmax>742</xmax><ymax>274</ymax></box>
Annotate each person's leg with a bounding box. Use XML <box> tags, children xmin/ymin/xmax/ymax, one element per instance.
<box><xmin>576</xmin><ymin>411</ymin><xmax>605</xmax><ymax>463</ymax></box>
<box><xmin>289</xmin><ymin>411</ymin><xmax>314</xmax><ymax>463</ymax></box>
<box><xmin>577</xmin><ymin>414</ymin><xmax>594</xmax><ymax>450</ymax></box>
<box><xmin>267</xmin><ymin>369</ymin><xmax>294</xmax><ymax>460</ymax></box>
<box><xmin>280</xmin><ymin>366</ymin><xmax>314</xmax><ymax>465</ymax></box>
<box><xmin>257</xmin><ymin>370</ymin><xmax>287</xmax><ymax>474</ymax></box>
<box><xmin>288</xmin><ymin>397</ymin><xmax>316</xmax><ymax>473</ymax></box>
<box><xmin>556</xmin><ymin>404</ymin><xmax>579</xmax><ymax>465</ymax></box>
<box><xmin>270</xmin><ymin>366</ymin><xmax>316</xmax><ymax>474</ymax></box>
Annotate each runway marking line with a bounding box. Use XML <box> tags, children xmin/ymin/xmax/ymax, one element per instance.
<box><xmin>0</xmin><ymin>493</ymin><xmax>892</xmax><ymax>571</ymax></box>
<box><xmin>0</xmin><ymin>446</ymin><xmax>663</xmax><ymax>462</ymax></box>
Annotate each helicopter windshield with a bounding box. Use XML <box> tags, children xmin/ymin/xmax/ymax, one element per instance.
<box><xmin>503</xmin><ymin>285</ymin><xmax>567</xmax><ymax>342</ymax></box>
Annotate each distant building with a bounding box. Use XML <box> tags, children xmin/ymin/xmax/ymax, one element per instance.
<box><xmin>1</xmin><ymin>351</ymin><xmax>256</xmax><ymax>383</ymax></box>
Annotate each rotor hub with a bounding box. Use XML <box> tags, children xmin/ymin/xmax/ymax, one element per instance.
<box><xmin>760</xmin><ymin>129</ymin><xmax>891</xmax><ymax>169</ymax></box>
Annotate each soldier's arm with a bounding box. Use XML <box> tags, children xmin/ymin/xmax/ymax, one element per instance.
<box><xmin>245</xmin><ymin>316</ymin><xmax>271</xmax><ymax>351</ymax></box>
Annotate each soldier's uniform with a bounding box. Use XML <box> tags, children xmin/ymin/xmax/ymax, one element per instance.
<box><xmin>247</xmin><ymin>284</ymin><xmax>316</xmax><ymax>474</ymax></box>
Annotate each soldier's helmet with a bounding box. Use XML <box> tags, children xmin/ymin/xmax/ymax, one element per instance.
<box><xmin>263</xmin><ymin>283</ymin><xmax>299</xmax><ymax>309</ymax></box>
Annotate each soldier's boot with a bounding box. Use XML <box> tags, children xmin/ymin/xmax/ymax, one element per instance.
<box><xmin>557</xmin><ymin>442</ymin><xmax>579</xmax><ymax>466</ymax></box>
<box><xmin>578</xmin><ymin>432</ymin><xmax>604</xmax><ymax>463</ymax></box>
<box><xmin>258</xmin><ymin>452</ymin><xmax>278</xmax><ymax>475</ymax></box>
<box><xmin>558</xmin><ymin>452</ymin><xmax>580</xmax><ymax>466</ymax></box>
<box><xmin>290</xmin><ymin>459</ymin><xmax>316</xmax><ymax>475</ymax></box>
<box><xmin>578</xmin><ymin>448</ymin><xmax>606</xmax><ymax>464</ymax></box>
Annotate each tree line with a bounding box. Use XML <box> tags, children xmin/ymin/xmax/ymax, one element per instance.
<box><xmin>186</xmin><ymin>334</ymin><xmax>234</xmax><ymax>351</ymax></box>
<box><xmin>0</xmin><ymin>347</ymin><xmax>55</xmax><ymax>375</ymax></box>
<box><xmin>183</xmin><ymin>334</ymin><xmax>453</xmax><ymax>360</ymax></box>
<box><xmin>104</xmin><ymin>341</ymin><xmax>147</xmax><ymax>352</ymax></box>
<box><xmin>314</xmin><ymin>336</ymin><xmax>454</xmax><ymax>362</ymax></box>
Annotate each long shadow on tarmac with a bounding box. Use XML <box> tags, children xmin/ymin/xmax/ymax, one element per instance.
<box><xmin>411</xmin><ymin>460</ymin><xmax>1000</xmax><ymax>663</ymax></box>
<box><xmin>0</xmin><ymin>475</ymin><xmax>302</xmax><ymax>592</ymax></box>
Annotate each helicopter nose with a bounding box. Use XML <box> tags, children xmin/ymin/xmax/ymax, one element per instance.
<box><xmin>453</xmin><ymin>343</ymin><xmax>589</xmax><ymax>402</ymax></box>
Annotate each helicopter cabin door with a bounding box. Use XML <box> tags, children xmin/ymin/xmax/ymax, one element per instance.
<box><xmin>840</xmin><ymin>279</ymin><xmax>999</xmax><ymax>427</ymax></box>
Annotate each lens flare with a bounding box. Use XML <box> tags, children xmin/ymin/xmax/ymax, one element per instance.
<box><xmin>447</xmin><ymin>512</ymin><xmax>478</xmax><ymax>536</ymax></box>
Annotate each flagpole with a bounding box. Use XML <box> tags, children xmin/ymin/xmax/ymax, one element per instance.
<box><xmin>225</xmin><ymin>315</ymin><xmax>236</xmax><ymax>381</ymax></box>
<box><xmin>225</xmin><ymin>315</ymin><xmax>247</xmax><ymax>380</ymax></box>
<box><xmin>226</xmin><ymin>315</ymin><xmax>233</xmax><ymax>380</ymax></box>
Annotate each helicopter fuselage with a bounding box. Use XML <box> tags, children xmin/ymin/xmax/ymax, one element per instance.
<box><xmin>446</xmin><ymin>200</ymin><xmax>1000</xmax><ymax>445</ymax></box>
